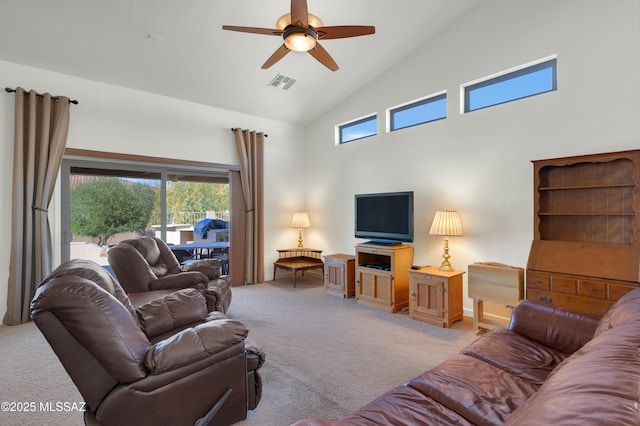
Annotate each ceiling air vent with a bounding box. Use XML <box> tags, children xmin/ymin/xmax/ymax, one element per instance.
<box><xmin>268</xmin><ymin>74</ymin><xmax>296</xmax><ymax>91</ymax></box>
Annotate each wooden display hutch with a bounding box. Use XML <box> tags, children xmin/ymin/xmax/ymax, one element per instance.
<box><xmin>355</xmin><ymin>243</ymin><xmax>413</xmax><ymax>313</ymax></box>
<box><xmin>526</xmin><ymin>150</ymin><xmax>640</xmax><ymax>316</ymax></box>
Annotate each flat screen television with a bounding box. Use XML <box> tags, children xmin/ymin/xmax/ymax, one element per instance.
<box><xmin>354</xmin><ymin>191</ymin><xmax>414</xmax><ymax>244</ymax></box>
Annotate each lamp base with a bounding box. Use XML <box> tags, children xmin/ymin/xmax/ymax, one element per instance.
<box><xmin>296</xmin><ymin>229</ymin><xmax>304</xmax><ymax>249</ymax></box>
<box><xmin>439</xmin><ymin>260</ymin><xmax>454</xmax><ymax>272</ymax></box>
<box><xmin>439</xmin><ymin>236</ymin><xmax>454</xmax><ymax>271</ymax></box>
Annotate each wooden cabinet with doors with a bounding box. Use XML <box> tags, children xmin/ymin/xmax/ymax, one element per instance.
<box><xmin>408</xmin><ymin>267</ymin><xmax>465</xmax><ymax>328</ymax></box>
<box><xmin>526</xmin><ymin>150</ymin><xmax>640</xmax><ymax>316</ymax></box>
<box><xmin>324</xmin><ymin>254</ymin><xmax>355</xmax><ymax>298</ymax></box>
<box><xmin>355</xmin><ymin>244</ymin><xmax>413</xmax><ymax>313</ymax></box>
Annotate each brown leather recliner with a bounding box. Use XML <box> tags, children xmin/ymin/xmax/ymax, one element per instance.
<box><xmin>31</xmin><ymin>259</ymin><xmax>264</xmax><ymax>426</ymax></box>
<box><xmin>108</xmin><ymin>236</ymin><xmax>232</xmax><ymax>313</ymax></box>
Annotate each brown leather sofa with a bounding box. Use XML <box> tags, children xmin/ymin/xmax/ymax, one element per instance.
<box><xmin>295</xmin><ymin>287</ymin><xmax>640</xmax><ymax>425</ymax></box>
<box><xmin>108</xmin><ymin>236</ymin><xmax>232</xmax><ymax>313</ymax></box>
<box><xmin>31</xmin><ymin>259</ymin><xmax>264</xmax><ymax>426</ymax></box>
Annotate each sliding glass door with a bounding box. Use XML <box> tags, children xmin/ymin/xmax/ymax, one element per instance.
<box><xmin>60</xmin><ymin>158</ymin><xmax>235</xmax><ymax>278</ymax></box>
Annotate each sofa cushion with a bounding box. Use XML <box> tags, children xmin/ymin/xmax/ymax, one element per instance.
<box><xmin>407</xmin><ymin>355</ymin><xmax>538</xmax><ymax>426</ymax></box>
<box><xmin>332</xmin><ymin>384</ymin><xmax>473</xmax><ymax>426</ymax></box>
<box><xmin>508</xmin><ymin>300</ymin><xmax>599</xmax><ymax>354</ymax></box>
<box><xmin>505</xmin><ymin>322</ymin><xmax>640</xmax><ymax>425</ymax></box>
<box><xmin>461</xmin><ymin>328</ymin><xmax>569</xmax><ymax>386</ymax></box>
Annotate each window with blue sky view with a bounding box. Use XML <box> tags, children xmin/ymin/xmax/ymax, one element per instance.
<box><xmin>337</xmin><ymin>56</ymin><xmax>557</xmax><ymax>144</ymax></box>
<box><xmin>464</xmin><ymin>57</ymin><xmax>557</xmax><ymax>112</ymax></box>
<box><xmin>389</xmin><ymin>93</ymin><xmax>447</xmax><ymax>131</ymax></box>
<box><xmin>339</xmin><ymin>114</ymin><xmax>377</xmax><ymax>144</ymax></box>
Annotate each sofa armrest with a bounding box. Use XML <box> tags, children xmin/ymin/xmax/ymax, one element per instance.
<box><xmin>136</xmin><ymin>288</ymin><xmax>208</xmax><ymax>338</ymax></box>
<box><xmin>148</xmin><ymin>271</ymin><xmax>209</xmax><ymax>291</ymax></box>
<box><xmin>145</xmin><ymin>319</ymin><xmax>249</xmax><ymax>374</ymax></box>
<box><xmin>509</xmin><ymin>300</ymin><xmax>600</xmax><ymax>354</ymax></box>
<box><xmin>181</xmin><ymin>259</ymin><xmax>221</xmax><ymax>279</ymax></box>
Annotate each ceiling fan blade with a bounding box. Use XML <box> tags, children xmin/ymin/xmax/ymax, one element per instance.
<box><xmin>290</xmin><ymin>0</ymin><xmax>309</xmax><ymax>27</ymax></box>
<box><xmin>262</xmin><ymin>45</ymin><xmax>290</xmax><ymax>69</ymax></box>
<box><xmin>308</xmin><ymin>42</ymin><xmax>339</xmax><ymax>71</ymax></box>
<box><xmin>317</xmin><ymin>25</ymin><xmax>376</xmax><ymax>40</ymax></box>
<box><xmin>222</xmin><ymin>25</ymin><xmax>283</xmax><ymax>36</ymax></box>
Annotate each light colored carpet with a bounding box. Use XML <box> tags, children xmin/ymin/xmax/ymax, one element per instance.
<box><xmin>0</xmin><ymin>276</ymin><xmax>477</xmax><ymax>426</ymax></box>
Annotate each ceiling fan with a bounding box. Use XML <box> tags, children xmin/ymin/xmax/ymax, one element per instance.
<box><xmin>222</xmin><ymin>0</ymin><xmax>375</xmax><ymax>71</ymax></box>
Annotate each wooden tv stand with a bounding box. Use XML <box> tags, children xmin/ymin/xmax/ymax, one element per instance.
<box><xmin>355</xmin><ymin>243</ymin><xmax>413</xmax><ymax>313</ymax></box>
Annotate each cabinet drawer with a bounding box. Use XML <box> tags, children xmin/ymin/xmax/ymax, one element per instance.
<box><xmin>608</xmin><ymin>283</ymin><xmax>636</xmax><ymax>301</ymax></box>
<box><xmin>577</xmin><ymin>280</ymin><xmax>606</xmax><ymax>299</ymax></box>
<box><xmin>550</xmin><ymin>276</ymin><xmax>577</xmax><ymax>295</ymax></box>
<box><xmin>526</xmin><ymin>273</ymin><xmax>549</xmax><ymax>290</ymax></box>
<box><xmin>526</xmin><ymin>289</ymin><xmax>613</xmax><ymax>316</ymax></box>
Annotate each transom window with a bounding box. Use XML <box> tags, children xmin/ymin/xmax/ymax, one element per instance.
<box><xmin>463</xmin><ymin>56</ymin><xmax>557</xmax><ymax>113</ymax></box>
<box><xmin>388</xmin><ymin>92</ymin><xmax>447</xmax><ymax>132</ymax></box>
<box><xmin>337</xmin><ymin>114</ymin><xmax>377</xmax><ymax>144</ymax></box>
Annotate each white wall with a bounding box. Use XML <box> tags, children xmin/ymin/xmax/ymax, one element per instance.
<box><xmin>0</xmin><ymin>60</ymin><xmax>306</xmax><ymax>321</ymax></box>
<box><xmin>304</xmin><ymin>0</ymin><xmax>640</xmax><ymax>316</ymax></box>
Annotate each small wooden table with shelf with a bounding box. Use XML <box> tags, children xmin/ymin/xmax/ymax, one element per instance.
<box><xmin>273</xmin><ymin>248</ymin><xmax>324</xmax><ymax>287</ymax></box>
<box><xmin>408</xmin><ymin>267</ymin><xmax>465</xmax><ymax>328</ymax></box>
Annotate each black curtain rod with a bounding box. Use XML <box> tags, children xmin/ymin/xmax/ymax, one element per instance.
<box><xmin>231</xmin><ymin>127</ymin><xmax>268</xmax><ymax>137</ymax></box>
<box><xmin>5</xmin><ymin>87</ymin><xmax>79</xmax><ymax>105</ymax></box>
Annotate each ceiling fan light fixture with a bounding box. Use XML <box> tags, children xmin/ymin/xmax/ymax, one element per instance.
<box><xmin>276</xmin><ymin>13</ymin><xmax>323</xmax><ymax>30</ymax></box>
<box><xmin>283</xmin><ymin>26</ymin><xmax>317</xmax><ymax>52</ymax></box>
<box><xmin>222</xmin><ymin>0</ymin><xmax>374</xmax><ymax>71</ymax></box>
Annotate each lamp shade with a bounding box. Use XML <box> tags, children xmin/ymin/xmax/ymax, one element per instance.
<box><xmin>291</xmin><ymin>212</ymin><xmax>310</xmax><ymax>228</ymax></box>
<box><xmin>429</xmin><ymin>211</ymin><xmax>463</xmax><ymax>236</ymax></box>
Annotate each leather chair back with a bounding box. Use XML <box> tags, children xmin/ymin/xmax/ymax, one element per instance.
<box><xmin>31</xmin><ymin>260</ymin><xmax>151</xmax><ymax>411</ymax></box>
<box><xmin>42</xmin><ymin>258</ymin><xmax>139</xmax><ymax>323</ymax></box>
<box><xmin>108</xmin><ymin>236</ymin><xmax>182</xmax><ymax>293</ymax></box>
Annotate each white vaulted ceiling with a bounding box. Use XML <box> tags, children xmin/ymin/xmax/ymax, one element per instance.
<box><xmin>0</xmin><ymin>0</ymin><xmax>479</xmax><ymax>125</ymax></box>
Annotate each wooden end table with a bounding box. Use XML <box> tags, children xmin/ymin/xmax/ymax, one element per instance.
<box><xmin>273</xmin><ymin>248</ymin><xmax>324</xmax><ymax>287</ymax></box>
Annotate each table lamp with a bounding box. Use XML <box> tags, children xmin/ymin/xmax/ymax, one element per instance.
<box><xmin>429</xmin><ymin>210</ymin><xmax>463</xmax><ymax>271</ymax></box>
<box><xmin>291</xmin><ymin>212</ymin><xmax>310</xmax><ymax>249</ymax></box>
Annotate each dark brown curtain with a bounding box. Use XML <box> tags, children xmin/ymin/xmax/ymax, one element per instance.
<box><xmin>4</xmin><ymin>88</ymin><xmax>71</xmax><ymax>325</ymax></box>
<box><xmin>233</xmin><ymin>129</ymin><xmax>264</xmax><ymax>284</ymax></box>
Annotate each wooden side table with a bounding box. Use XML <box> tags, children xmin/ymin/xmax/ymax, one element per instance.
<box><xmin>408</xmin><ymin>267</ymin><xmax>465</xmax><ymax>328</ymax></box>
<box><xmin>273</xmin><ymin>248</ymin><xmax>324</xmax><ymax>287</ymax></box>
<box><xmin>324</xmin><ymin>254</ymin><xmax>355</xmax><ymax>298</ymax></box>
<box><xmin>468</xmin><ymin>262</ymin><xmax>524</xmax><ymax>335</ymax></box>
